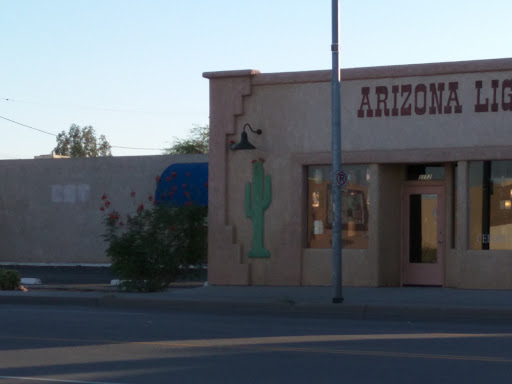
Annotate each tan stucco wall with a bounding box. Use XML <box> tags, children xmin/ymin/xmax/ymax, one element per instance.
<box><xmin>302</xmin><ymin>249</ymin><xmax>374</xmax><ymax>286</ymax></box>
<box><xmin>0</xmin><ymin>154</ymin><xmax>207</xmax><ymax>264</ymax></box>
<box><xmin>458</xmin><ymin>251</ymin><xmax>512</xmax><ymax>289</ymax></box>
<box><xmin>341</xmin><ymin>71</ymin><xmax>512</xmax><ymax>151</ymax></box>
<box><xmin>225</xmin><ymin>149</ymin><xmax>304</xmax><ymax>285</ymax></box>
<box><xmin>204</xmin><ymin>72</ymin><xmax>255</xmax><ymax>285</ymax></box>
<box><xmin>204</xmin><ymin>58</ymin><xmax>512</xmax><ymax>288</ymax></box>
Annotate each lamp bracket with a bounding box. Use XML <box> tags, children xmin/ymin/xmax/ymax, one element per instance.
<box><xmin>244</xmin><ymin>123</ymin><xmax>262</xmax><ymax>135</ymax></box>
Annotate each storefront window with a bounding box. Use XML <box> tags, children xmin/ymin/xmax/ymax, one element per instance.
<box><xmin>469</xmin><ymin>161</ymin><xmax>512</xmax><ymax>250</ymax></box>
<box><xmin>307</xmin><ymin>165</ymin><xmax>369</xmax><ymax>249</ymax></box>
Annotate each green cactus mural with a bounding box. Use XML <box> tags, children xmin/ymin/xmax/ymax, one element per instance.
<box><xmin>245</xmin><ymin>159</ymin><xmax>272</xmax><ymax>258</ymax></box>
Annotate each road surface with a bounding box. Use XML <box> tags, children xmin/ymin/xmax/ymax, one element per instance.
<box><xmin>1</xmin><ymin>304</ymin><xmax>512</xmax><ymax>383</ymax></box>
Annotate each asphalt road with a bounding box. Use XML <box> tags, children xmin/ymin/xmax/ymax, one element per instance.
<box><xmin>1</xmin><ymin>305</ymin><xmax>512</xmax><ymax>384</ymax></box>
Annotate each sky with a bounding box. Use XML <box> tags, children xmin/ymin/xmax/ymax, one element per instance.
<box><xmin>0</xmin><ymin>0</ymin><xmax>511</xmax><ymax>160</ymax></box>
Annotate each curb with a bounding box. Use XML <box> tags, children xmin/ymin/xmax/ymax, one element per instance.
<box><xmin>3</xmin><ymin>291</ymin><xmax>512</xmax><ymax>324</ymax></box>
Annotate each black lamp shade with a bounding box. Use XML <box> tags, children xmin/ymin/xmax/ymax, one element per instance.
<box><xmin>231</xmin><ymin>131</ymin><xmax>256</xmax><ymax>150</ymax></box>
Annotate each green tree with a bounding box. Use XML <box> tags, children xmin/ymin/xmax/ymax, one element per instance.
<box><xmin>164</xmin><ymin>124</ymin><xmax>209</xmax><ymax>155</ymax></box>
<box><xmin>54</xmin><ymin>124</ymin><xmax>112</xmax><ymax>158</ymax></box>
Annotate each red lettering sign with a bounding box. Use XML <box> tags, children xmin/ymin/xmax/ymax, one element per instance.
<box><xmin>357</xmin><ymin>81</ymin><xmax>463</xmax><ymax>118</ymax></box>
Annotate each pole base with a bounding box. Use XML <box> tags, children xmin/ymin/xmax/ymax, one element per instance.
<box><xmin>332</xmin><ymin>297</ymin><xmax>344</xmax><ymax>304</ymax></box>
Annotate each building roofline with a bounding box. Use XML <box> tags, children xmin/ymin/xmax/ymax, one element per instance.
<box><xmin>202</xmin><ymin>69</ymin><xmax>261</xmax><ymax>79</ymax></box>
<box><xmin>203</xmin><ymin>57</ymin><xmax>512</xmax><ymax>85</ymax></box>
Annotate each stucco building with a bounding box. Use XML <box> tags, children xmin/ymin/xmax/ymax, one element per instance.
<box><xmin>204</xmin><ymin>57</ymin><xmax>512</xmax><ymax>289</ymax></box>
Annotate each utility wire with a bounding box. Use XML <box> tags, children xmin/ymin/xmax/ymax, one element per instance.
<box><xmin>0</xmin><ymin>115</ymin><xmax>57</xmax><ymax>136</ymax></box>
<box><xmin>0</xmin><ymin>114</ymin><xmax>166</xmax><ymax>151</ymax></box>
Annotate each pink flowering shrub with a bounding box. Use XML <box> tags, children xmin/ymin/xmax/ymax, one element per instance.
<box><xmin>100</xmin><ymin>182</ymin><xmax>207</xmax><ymax>292</ymax></box>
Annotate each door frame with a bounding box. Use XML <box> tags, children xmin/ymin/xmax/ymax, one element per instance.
<box><xmin>401</xmin><ymin>183</ymin><xmax>446</xmax><ymax>286</ymax></box>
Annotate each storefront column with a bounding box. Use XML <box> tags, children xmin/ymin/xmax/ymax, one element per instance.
<box><xmin>456</xmin><ymin>161</ymin><xmax>469</xmax><ymax>250</ymax></box>
<box><xmin>375</xmin><ymin>163</ymin><xmax>403</xmax><ymax>286</ymax></box>
<box><xmin>446</xmin><ymin>161</ymin><xmax>468</xmax><ymax>287</ymax></box>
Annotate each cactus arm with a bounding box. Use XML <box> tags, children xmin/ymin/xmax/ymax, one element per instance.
<box><xmin>263</xmin><ymin>174</ymin><xmax>272</xmax><ymax>210</ymax></box>
<box><xmin>245</xmin><ymin>182</ymin><xmax>253</xmax><ymax>218</ymax></box>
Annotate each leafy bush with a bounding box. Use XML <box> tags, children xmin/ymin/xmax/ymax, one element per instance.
<box><xmin>0</xmin><ymin>269</ymin><xmax>21</xmax><ymax>290</ymax></box>
<box><xmin>102</xmin><ymin>200</ymin><xmax>207</xmax><ymax>292</ymax></box>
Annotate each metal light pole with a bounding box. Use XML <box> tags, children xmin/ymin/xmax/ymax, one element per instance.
<box><xmin>331</xmin><ymin>0</ymin><xmax>343</xmax><ymax>303</ymax></box>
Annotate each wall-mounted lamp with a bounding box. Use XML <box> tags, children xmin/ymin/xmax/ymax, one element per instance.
<box><xmin>230</xmin><ymin>123</ymin><xmax>262</xmax><ymax>150</ymax></box>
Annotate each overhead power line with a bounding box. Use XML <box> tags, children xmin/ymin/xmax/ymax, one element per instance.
<box><xmin>0</xmin><ymin>115</ymin><xmax>57</xmax><ymax>136</ymax></box>
<box><xmin>0</xmin><ymin>114</ymin><xmax>166</xmax><ymax>151</ymax></box>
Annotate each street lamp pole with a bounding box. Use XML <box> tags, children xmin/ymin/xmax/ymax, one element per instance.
<box><xmin>331</xmin><ymin>0</ymin><xmax>343</xmax><ymax>303</ymax></box>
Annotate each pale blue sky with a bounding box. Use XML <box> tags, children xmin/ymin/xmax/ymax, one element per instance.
<box><xmin>0</xmin><ymin>0</ymin><xmax>510</xmax><ymax>159</ymax></box>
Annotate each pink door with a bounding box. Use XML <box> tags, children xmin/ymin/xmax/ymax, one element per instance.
<box><xmin>402</xmin><ymin>185</ymin><xmax>445</xmax><ymax>286</ymax></box>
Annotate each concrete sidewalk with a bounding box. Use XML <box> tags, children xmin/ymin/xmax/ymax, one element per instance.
<box><xmin>2</xmin><ymin>284</ymin><xmax>512</xmax><ymax>323</ymax></box>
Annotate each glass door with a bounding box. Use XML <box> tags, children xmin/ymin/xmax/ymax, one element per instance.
<box><xmin>402</xmin><ymin>185</ymin><xmax>445</xmax><ymax>286</ymax></box>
